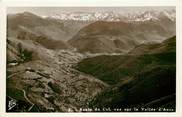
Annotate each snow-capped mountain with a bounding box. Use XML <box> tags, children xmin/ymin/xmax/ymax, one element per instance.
<box><xmin>127</xmin><ymin>10</ymin><xmax>175</xmax><ymax>22</ymax></box>
<box><xmin>43</xmin><ymin>9</ymin><xmax>175</xmax><ymax>22</ymax></box>
<box><xmin>44</xmin><ymin>11</ymin><xmax>126</xmax><ymax>21</ymax></box>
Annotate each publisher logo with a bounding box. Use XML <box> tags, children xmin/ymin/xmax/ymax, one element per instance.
<box><xmin>8</xmin><ymin>99</ymin><xmax>16</xmax><ymax>110</ymax></box>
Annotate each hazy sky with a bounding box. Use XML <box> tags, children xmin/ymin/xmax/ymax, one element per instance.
<box><xmin>7</xmin><ymin>7</ymin><xmax>175</xmax><ymax>16</ymax></box>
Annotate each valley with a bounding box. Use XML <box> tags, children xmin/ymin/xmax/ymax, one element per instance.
<box><xmin>7</xmin><ymin>8</ymin><xmax>176</xmax><ymax>112</ymax></box>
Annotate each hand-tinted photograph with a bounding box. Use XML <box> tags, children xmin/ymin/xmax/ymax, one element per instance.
<box><xmin>6</xmin><ymin>7</ymin><xmax>176</xmax><ymax>112</ymax></box>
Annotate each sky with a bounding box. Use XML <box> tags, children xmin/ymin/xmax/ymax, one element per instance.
<box><xmin>7</xmin><ymin>7</ymin><xmax>175</xmax><ymax>16</ymax></box>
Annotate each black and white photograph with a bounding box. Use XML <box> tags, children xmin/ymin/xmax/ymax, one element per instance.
<box><xmin>6</xmin><ymin>6</ymin><xmax>176</xmax><ymax>112</ymax></box>
<box><xmin>0</xmin><ymin>0</ymin><xmax>182</xmax><ymax>117</ymax></box>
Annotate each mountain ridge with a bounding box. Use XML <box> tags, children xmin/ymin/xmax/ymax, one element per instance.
<box><xmin>76</xmin><ymin>36</ymin><xmax>176</xmax><ymax>110</ymax></box>
<box><xmin>68</xmin><ymin>18</ymin><xmax>175</xmax><ymax>53</ymax></box>
<box><xmin>43</xmin><ymin>10</ymin><xmax>175</xmax><ymax>22</ymax></box>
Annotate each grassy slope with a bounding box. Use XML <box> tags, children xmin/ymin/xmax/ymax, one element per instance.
<box><xmin>76</xmin><ymin>52</ymin><xmax>175</xmax><ymax>85</ymax></box>
<box><xmin>76</xmin><ymin>36</ymin><xmax>176</xmax><ymax>110</ymax></box>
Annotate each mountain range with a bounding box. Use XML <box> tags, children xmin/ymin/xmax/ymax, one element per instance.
<box><xmin>7</xmin><ymin>9</ymin><xmax>176</xmax><ymax>112</ymax></box>
<box><xmin>76</xmin><ymin>36</ymin><xmax>176</xmax><ymax>111</ymax></box>
<box><xmin>43</xmin><ymin>10</ymin><xmax>175</xmax><ymax>22</ymax></box>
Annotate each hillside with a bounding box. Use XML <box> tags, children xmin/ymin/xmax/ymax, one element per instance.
<box><xmin>7</xmin><ymin>15</ymin><xmax>107</xmax><ymax>111</ymax></box>
<box><xmin>68</xmin><ymin>17</ymin><xmax>175</xmax><ymax>53</ymax></box>
<box><xmin>6</xmin><ymin>9</ymin><xmax>176</xmax><ymax>112</ymax></box>
<box><xmin>76</xmin><ymin>36</ymin><xmax>176</xmax><ymax>111</ymax></box>
<box><xmin>7</xmin><ymin>12</ymin><xmax>91</xmax><ymax>41</ymax></box>
<box><xmin>7</xmin><ymin>40</ymin><xmax>108</xmax><ymax>112</ymax></box>
<box><xmin>129</xmin><ymin>36</ymin><xmax>176</xmax><ymax>55</ymax></box>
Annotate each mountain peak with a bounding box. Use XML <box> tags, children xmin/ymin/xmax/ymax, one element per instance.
<box><xmin>45</xmin><ymin>9</ymin><xmax>175</xmax><ymax>22</ymax></box>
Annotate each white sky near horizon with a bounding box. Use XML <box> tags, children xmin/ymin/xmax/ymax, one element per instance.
<box><xmin>7</xmin><ymin>6</ymin><xmax>175</xmax><ymax>16</ymax></box>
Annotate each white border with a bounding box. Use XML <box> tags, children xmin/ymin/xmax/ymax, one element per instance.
<box><xmin>1</xmin><ymin>0</ymin><xmax>177</xmax><ymax>6</ymax></box>
<box><xmin>0</xmin><ymin>0</ymin><xmax>182</xmax><ymax>117</ymax></box>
